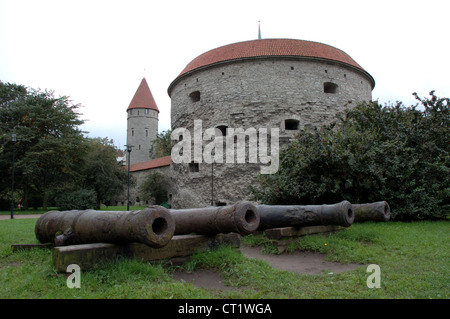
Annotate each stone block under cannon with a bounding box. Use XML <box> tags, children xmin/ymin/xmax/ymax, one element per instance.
<box><xmin>169</xmin><ymin>201</ymin><xmax>260</xmax><ymax>236</ymax></box>
<box><xmin>256</xmin><ymin>200</ymin><xmax>355</xmax><ymax>230</ymax></box>
<box><xmin>35</xmin><ymin>206</ymin><xmax>175</xmax><ymax>248</ymax></box>
<box><xmin>352</xmin><ymin>201</ymin><xmax>391</xmax><ymax>222</ymax></box>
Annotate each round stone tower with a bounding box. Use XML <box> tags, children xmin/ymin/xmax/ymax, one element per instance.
<box><xmin>167</xmin><ymin>38</ymin><xmax>375</xmax><ymax>208</ymax></box>
<box><xmin>126</xmin><ymin>77</ymin><xmax>159</xmax><ymax>165</ymax></box>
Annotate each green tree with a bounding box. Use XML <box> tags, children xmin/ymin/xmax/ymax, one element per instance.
<box><xmin>139</xmin><ymin>171</ymin><xmax>169</xmax><ymax>205</ymax></box>
<box><xmin>79</xmin><ymin>137</ymin><xmax>128</xmax><ymax>209</ymax></box>
<box><xmin>149</xmin><ymin>129</ymin><xmax>172</xmax><ymax>159</ymax></box>
<box><xmin>252</xmin><ymin>91</ymin><xmax>449</xmax><ymax>220</ymax></box>
<box><xmin>55</xmin><ymin>188</ymin><xmax>97</xmax><ymax>211</ymax></box>
<box><xmin>0</xmin><ymin>81</ymin><xmax>85</xmax><ymax>209</ymax></box>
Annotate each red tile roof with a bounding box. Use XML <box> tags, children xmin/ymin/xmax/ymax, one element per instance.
<box><xmin>129</xmin><ymin>155</ymin><xmax>171</xmax><ymax>172</ymax></box>
<box><xmin>169</xmin><ymin>39</ymin><xmax>374</xmax><ymax>94</ymax></box>
<box><xmin>128</xmin><ymin>77</ymin><xmax>159</xmax><ymax>112</ymax></box>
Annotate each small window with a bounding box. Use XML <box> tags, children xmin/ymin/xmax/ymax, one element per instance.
<box><xmin>145</xmin><ymin>129</ymin><xmax>148</xmax><ymax>137</ymax></box>
<box><xmin>285</xmin><ymin>119</ymin><xmax>299</xmax><ymax>130</ymax></box>
<box><xmin>189</xmin><ymin>91</ymin><xmax>201</xmax><ymax>102</ymax></box>
<box><xmin>131</xmin><ymin>129</ymin><xmax>134</xmax><ymax>137</ymax></box>
<box><xmin>129</xmin><ymin>109</ymin><xmax>133</xmax><ymax>115</ymax></box>
<box><xmin>324</xmin><ymin>82</ymin><xmax>338</xmax><ymax>94</ymax></box>
<box><xmin>216</xmin><ymin>125</ymin><xmax>228</xmax><ymax>137</ymax></box>
<box><xmin>145</xmin><ymin>109</ymin><xmax>149</xmax><ymax>115</ymax></box>
<box><xmin>189</xmin><ymin>162</ymin><xmax>199</xmax><ymax>172</ymax></box>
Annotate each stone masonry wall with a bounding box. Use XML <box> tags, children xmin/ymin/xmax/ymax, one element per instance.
<box><xmin>169</xmin><ymin>57</ymin><xmax>373</xmax><ymax>208</ymax></box>
<box><xmin>112</xmin><ymin>165</ymin><xmax>173</xmax><ymax>207</ymax></box>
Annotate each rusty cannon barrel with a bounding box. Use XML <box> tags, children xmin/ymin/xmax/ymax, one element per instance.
<box><xmin>256</xmin><ymin>200</ymin><xmax>355</xmax><ymax>230</ymax></box>
<box><xmin>352</xmin><ymin>201</ymin><xmax>391</xmax><ymax>222</ymax></box>
<box><xmin>169</xmin><ymin>201</ymin><xmax>260</xmax><ymax>235</ymax></box>
<box><xmin>35</xmin><ymin>206</ymin><xmax>175</xmax><ymax>248</ymax></box>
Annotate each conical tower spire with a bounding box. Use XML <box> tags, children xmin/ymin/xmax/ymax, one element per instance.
<box><xmin>127</xmin><ymin>77</ymin><xmax>159</xmax><ymax>112</ymax></box>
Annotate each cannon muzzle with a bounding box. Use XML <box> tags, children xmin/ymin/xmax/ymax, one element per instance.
<box><xmin>169</xmin><ymin>201</ymin><xmax>260</xmax><ymax>235</ymax></box>
<box><xmin>257</xmin><ymin>200</ymin><xmax>354</xmax><ymax>230</ymax></box>
<box><xmin>352</xmin><ymin>201</ymin><xmax>390</xmax><ymax>222</ymax></box>
<box><xmin>35</xmin><ymin>206</ymin><xmax>175</xmax><ymax>248</ymax></box>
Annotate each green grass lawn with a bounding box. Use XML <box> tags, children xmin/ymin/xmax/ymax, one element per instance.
<box><xmin>0</xmin><ymin>217</ymin><xmax>448</xmax><ymax>299</ymax></box>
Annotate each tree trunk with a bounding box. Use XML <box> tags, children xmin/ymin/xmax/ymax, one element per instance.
<box><xmin>42</xmin><ymin>191</ymin><xmax>48</xmax><ymax>210</ymax></box>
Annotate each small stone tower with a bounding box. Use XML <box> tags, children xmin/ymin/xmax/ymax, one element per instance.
<box><xmin>126</xmin><ymin>77</ymin><xmax>159</xmax><ymax>165</ymax></box>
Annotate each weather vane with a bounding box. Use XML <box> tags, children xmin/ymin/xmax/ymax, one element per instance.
<box><xmin>258</xmin><ymin>20</ymin><xmax>261</xmax><ymax>39</ymax></box>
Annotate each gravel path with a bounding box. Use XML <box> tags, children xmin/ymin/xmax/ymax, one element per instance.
<box><xmin>0</xmin><ymin>214</ymin><xmax>42</xmax><ymax>220</ymax></box>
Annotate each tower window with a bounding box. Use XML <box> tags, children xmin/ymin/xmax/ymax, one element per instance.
<box><xmin>285</xmin><ymin>119</ymin><xmax>300</xmax><ymax>130</ymax></box>
<box><xmin>145</xmin><ymin>109</ymin><xmax>149</xmax><ymax>115</ymax></box>
<box><xmin>216</xmin><ymin>125</ymin><xmax>228</xmax><ymax>136</ymax></box>
<box><xmin>189</xmin><ymin>91</ymin><xmax>201</xmax><ymax>102</ymax></box>
<box><xmin>324</xmin><ymin>82</ymin><xmax>338</xmax><ymax>94</ymax></box>
<box><xmin>189</xmin><ymin>162</ymin><xmax>199</xmax><ymax>172</ymax></box>
<box><xmin>145</xmin><ymin>129</ymin><xmax>148</xmax><ymax>137</ymax></box>
<box><xmin>131</xmin><ymin>129</ymin><xmax>134</xmax><ymax>137</ymax></box>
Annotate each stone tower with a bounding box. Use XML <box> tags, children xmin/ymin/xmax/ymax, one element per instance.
<box><xmin>126</xmin><ymin>77</ymin><xmax>159</xmax><ymax>165</ymax></box>
<box><xmin>167</xmin><ymin>38</ymin><xmax>375</xmax><ymax>208</ymax></box>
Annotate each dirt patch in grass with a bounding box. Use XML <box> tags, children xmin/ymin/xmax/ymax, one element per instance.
<box><xmin>240</xmin><ymin>245</ymin><xmax>363</xmax><ymax>275</ymax></box>
<box><xmin>172</xmin><ymin>245</ymin><xmax>364</xmax><ymax>291</ymax></box>
<box><xmin>0</xmin><ymin>261</ymin><xmax>22</xmax><ymax>269</ymax></box>
<box><xmin>172</xmin><ymin>269</ymin><xmax>237</xmax><ymax>291</ymax></box>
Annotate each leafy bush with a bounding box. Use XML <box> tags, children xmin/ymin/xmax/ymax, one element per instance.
<box><xmin>0</xmin><ymin>198</ymin><xmax>10</xmax><ymax>210</ymax></box>
<box><xmin>55</xmin><ymin>189</ymin><xmax>97</xmax><ymax>211</ymax></box>
<box><xmin>252</xmin><ymin>91</ymin><xmax>449</xmax><ymax>220</ymax></box>
<box><xmin>139</xmin><ymin>172</ymin><xmax>169</xmax><ymax>205</ymax></box>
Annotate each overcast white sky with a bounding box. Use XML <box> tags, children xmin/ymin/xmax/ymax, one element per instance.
<box><xmin>1</xmin><ymin>0</ymin><xmax>449</xmax><ymax>148</ymax></box>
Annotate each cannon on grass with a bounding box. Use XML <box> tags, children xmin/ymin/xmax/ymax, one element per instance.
<box><xmin>169</xmin><ymin>201</ymin><xmax>259</xmax><ymax>236</ymax></box>
<box><xmin>35</xmin><ymin>206</ymin><xmax>175</xmax><ymax>248</ymax></box>
<box><xmin>352</xmin><ymin>201</ymin><xmax>390</xmax><ymax>222</ymax></box>
<box><xmin>256</xmin><ymin>200</ymin><xmax>354</xmax><ymax>230</ymax></box>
